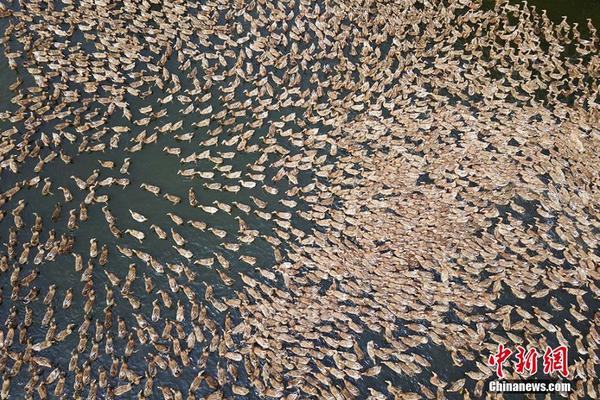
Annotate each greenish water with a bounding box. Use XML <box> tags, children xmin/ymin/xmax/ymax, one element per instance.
<box><xmin>525</xmin><ymin>0</ymin><xmax>600</xmax><ymax>28</ymax></box>
<box><xmin>486</xmin><ymin>0</ymin><xmax>600</xmax><ymax>34</ymax></box>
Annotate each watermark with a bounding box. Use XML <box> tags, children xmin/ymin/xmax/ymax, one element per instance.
<box><xmin>488</xmin><ymin>380</ymin><xmax>571</xmax><ymax>393</ymax></box>
<box><xmin>486</xmin><ymin>344</ymin><xmax>572</xmax><ymax>394</ymax></box>
<box><xmin>487</xmin><ymin>344</ymin><xmax>569</xmax><ymax>378</ymax></box>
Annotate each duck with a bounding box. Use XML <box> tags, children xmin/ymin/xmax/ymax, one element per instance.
<box><xmin>129</xmin><ymin>209</ymin><xmax>148</xmax><ymax>223</ymax></box>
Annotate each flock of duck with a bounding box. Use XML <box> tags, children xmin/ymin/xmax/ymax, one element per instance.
<box><xmin>0</xmin><ymin>0</ymin><xmax>599</xmax><ymax>398</ymax></box>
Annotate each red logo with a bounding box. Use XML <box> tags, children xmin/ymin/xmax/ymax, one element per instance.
<box><xmin>487</xmin><ymin>345</ymin><xmax>569</xmax><ymax>378</ymax></box>
<box><xmin>488</xmin><ymin>344</ymin><xmax>512</xmax><ymax>378</ymax></box>
<box><xmin>543</xmin><ymin>345</ymin><xmax>569</xmax><ymax>378</ymax></box>
<box><xmin>515</xmin><ymin>346</ymin><xmax>539</xmax><ymax>376</ymax></box>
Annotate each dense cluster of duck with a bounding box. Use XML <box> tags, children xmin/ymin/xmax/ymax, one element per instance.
<box><xmin>0</xmin><ymin>0</ymin><xmax>598</xmax><ymax>398</ymax></box>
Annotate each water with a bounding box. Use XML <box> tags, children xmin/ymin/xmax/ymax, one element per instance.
<box><xmin>510</xmin><ymin>0</ymin><xmax>600</xmax><ymax>31</ymax></box>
